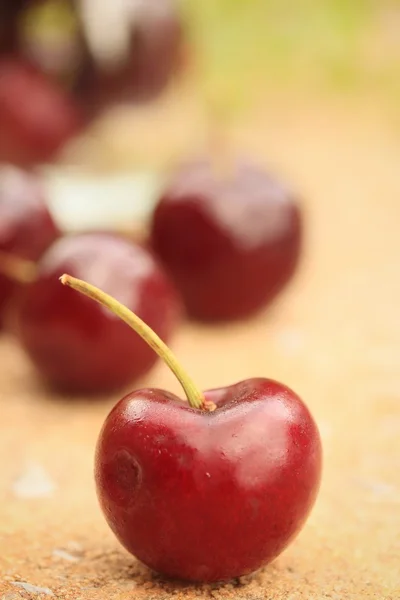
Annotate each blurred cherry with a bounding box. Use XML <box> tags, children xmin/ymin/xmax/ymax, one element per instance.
<box><xmin>0</xmin><ymin>164</ymin><xmax>60</xmax><ymax>327</ymax></box>
<box><xmin>0</xmin><ymin>0</ymin><xmax>187</xmax><ymax>166</ymax></box>
<box><xmin>76</xmin><ymin>0</ymin><xmax>186</xmax><ymax>110</ymax></box>
<box><xmin>15</xmin><ymin>232</ymin><xmax>181</xmax><ymax>393</ymax></box>
<box><xmin>151</xmin><ymin>158</ymin><xmax>303</xmax><ymax>321</ymax></box>
<box><xmin>0</xmin><ymin>58</ymin><xmax>84</xmax><ymax>166</ymax></box>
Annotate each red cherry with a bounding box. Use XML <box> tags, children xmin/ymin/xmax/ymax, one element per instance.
<box><xmin>0</xmin><ymin>165</ymin><xmax>59</xmax><ymax>326</ymax></box>
<box><xmin>61</xmin><ymin>275</ymin><xmax>322</xmax><ymax>583</ymax></box>
<box><xmin>150</xmin><ymin>159</ymin><xmax>303</xmax><ymax>321</ymax></box>
<box><xmin>16</xmin><ymin>233</ymin><xmax>180</xmax><ymax>393</ymax></box>
<box><xmin>0</xmin><ymin>58</ymin><xmax>83</xmax><ymax>166</ymax></box>
<box><xmin>77</xmin><ymin>0</ymin><xmax>185</xmax><ymax>109</ymax></box>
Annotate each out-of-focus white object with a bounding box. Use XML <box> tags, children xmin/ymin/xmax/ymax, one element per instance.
<box><xmin>12</xmin><ymin>461</ymin><xmax>56</xmax><ymax>499</ymax></box>
<box><xmin>79</xmin><ymin>0</ymin><xmax>133</xmax><ymax>70</ymax></box>
<box><xmin>42</xmin><ymin>169</ymin><xmax>164</xmax><ymax>231</ymax></box>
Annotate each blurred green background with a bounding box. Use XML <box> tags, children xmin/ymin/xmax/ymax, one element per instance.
<box><xmin>185</xmin><ymin>0</ymin><xmax>400</xmax><ymax>108</ymax></box>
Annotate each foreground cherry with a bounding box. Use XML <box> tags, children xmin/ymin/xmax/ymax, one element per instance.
<box><xmin>61</xmin><ymin>275</ymin><xmax>322</xmax><ymax>582</ymax></box>
<box><xmin>15</xmin><ymin>233</ymin><xmax>180</xmax><ymax>393</ymax></box>
<box><xmin>150</xmin><ymin>158</ymin><xmax>303</xmax><ymax>321</ymax></box>
<box><xmin>0</xmin><ymin>165</ymin><xmax>59</xmax><ymax>326</ymax></box>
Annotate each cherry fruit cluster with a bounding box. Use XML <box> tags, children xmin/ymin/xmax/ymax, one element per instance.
<box><xmin>0</xmin><ymin>158</ymin><xmax>321</xmax><ymax>584</ymax></box>
<box><xmin>0</xmin><ymin>0</ymin><xmax>185</xmax><ymax>166</ymax></box>
<box><xmin>0</xmin><ymin>4</ymin><xmax>320</xmax><ymax>583</ymax></box>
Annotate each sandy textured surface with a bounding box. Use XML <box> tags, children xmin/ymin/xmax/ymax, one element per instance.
<box><xmin>1</xmin><ymin>101</ymin><xmax>400</xmax><ymax>599</ymax></box>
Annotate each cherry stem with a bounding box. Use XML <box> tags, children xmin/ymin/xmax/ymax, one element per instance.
<box><xmin>60</xmin><ymin>274</ymin><xmax>215</xmax><ymax>411</ymax></box>
<box><xmin>0</xmin><ymin>251</ymin><xmax>38</xmax><ymax>284</ymax></box>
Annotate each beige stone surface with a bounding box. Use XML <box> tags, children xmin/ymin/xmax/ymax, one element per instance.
<box><xmin>1</xmin><ymin>100</ymin><xmax>399</xmax><ymax>599</ymax></box>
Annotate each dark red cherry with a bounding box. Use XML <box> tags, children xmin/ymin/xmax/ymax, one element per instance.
<box><xmin>77</xmin><ymin>0</ymin><xmax>186</xmax><ymax>109</ymax></box>
<box><xmin>96</xmin><ymin>379</ymin><xmax>321</xmax><ymax>582</ymax></box>
<box><xmin>60</xmin><ymin>275</ymin><xmax>322</xmax><ymax>583</ymax></box>
<box><xmin>0</xmin><ymin>165</ymin><xmax>59</xmax><ymax>326</ymax></box>
<box><xmin>150</xmin><ymin>158</ymin><xmax>303</xmax><ymax>321</ymax></box>
<box><xmin>0</xmin><ymin>58</ymin><xmax>83</xmax><ymax>166</ymax></box>
<box><xmin>15</xmin><ymin>233</ymin><xmax>180</xmax><ymax>393</ymax></box>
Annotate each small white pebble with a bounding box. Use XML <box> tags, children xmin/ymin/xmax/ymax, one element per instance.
<box><xmin>368</xmin><ymin>481</ymin><xmax>396</xmax><ymax>496</ymax></box>
<box><xmin>353</xmin><ymin>478</ymin><xmax>397</xmax><ymax>496</ymax></box>
<box><xmin>12</xmin><ymin>582</ymin><xmax>54</xmax><ymax>596</ymax></box>
<box><xmin>12</xmin><ymin>463</ymin><xmax>56</xmax><ymax>499</ymax></box>
<box><xmin>52</xmin><ymin>548</ymin><xmax>80</xmax><ymax>563</ymax></box>
<box><xmin>64</xmin><ymin>541</ymin><xmax>84</xmax><ymax>555</ymax></box>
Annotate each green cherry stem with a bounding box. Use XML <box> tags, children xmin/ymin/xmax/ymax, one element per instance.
<box><xmin>60</xmin><ymin>274</ymin><xmax>215</xmax><ymax>412</ymax></box>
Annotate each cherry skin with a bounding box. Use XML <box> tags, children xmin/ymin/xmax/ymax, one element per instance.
<box><xmin>0</xmin><ymin>165</ymin><xmax>59</xmax><ymax>327</ymax></box>
<box><xmin>0</xmin><ymin>58</ymin><xmax>83</xmax><ymax>166</ymax></box>
<box><xmin>97</xmin><ymin>378</ymin><xmax>321</xmax><ymax>582</ymax></box>
<box><xmin>15</xmin><ymin>233</ymin><xmax>180</xmax><ymax>393</ymax></box>
<box><xmin>150</xmin><ymin>158</ymin><xmax>303</xmax><ymax>321</ymax></box>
